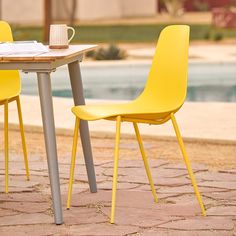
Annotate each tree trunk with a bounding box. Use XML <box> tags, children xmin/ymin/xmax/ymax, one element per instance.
<box><xmin>164</xmin><ymin>0</ymin><xmax>185</xmax><ymax>17</ymax></box>
<box><xmin>70</xmin><ymin>0</ymin><xmax>77</xmax><ymax>26</ymax></box>
<box><xmin>0</xmin><ymin>0</ymin><xmax>2</xmax><ymax>20</ymax></box>
<box><xmin>44</xmin><ymin>0</ymin><xmax>52</xmax><ymax>43</ymax></box>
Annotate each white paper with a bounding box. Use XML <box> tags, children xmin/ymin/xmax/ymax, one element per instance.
<box><xmin>0</xmin><ymin>42</ymin><xmax>49</xmax><ymax>55</ymax></box>
<box><xmin>2</xmin><ymin>52</ymin><xmax>47</xmax><ymax>58</ymax></box>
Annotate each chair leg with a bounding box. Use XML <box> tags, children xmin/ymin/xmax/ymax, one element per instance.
<box><xmin>16</xmin><ymin>96</ymin><xmax>30</xmax><ymax>181</ymax></box>
<box><xmin>4</xmin><ymin>101</ymin><xmax>9</xmax><ymax>193</ymax></box>
<box><xmin>170</xmin><ymin>113</ymin><xmax>206</xmax><ymax>216</ymax></box>
<box><xmin>67</xmin><ymin>117</ymin><xmax>80</xmax><ymax>209</ymax></box>
<box><xmin>110</xmin><ymin>115</ymin><xmax>121</xmax><ymax>224</ymax></box>
<box><xmin>133</xmin><ymin>122</ymin><xmax>158</xmax><ymax>203</ymax></box>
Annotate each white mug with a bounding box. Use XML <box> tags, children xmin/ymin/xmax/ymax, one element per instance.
<box><xmin>49</xmin><ymin>24</ymin><xmax>75</xmax><ymax>49</ymax></box>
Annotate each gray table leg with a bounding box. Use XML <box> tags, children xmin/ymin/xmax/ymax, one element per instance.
<box><xmin>68</xmin><ymin>61</ymin><xmax>97</xmax><ymax>193</ymax></box>
<box><xmin>37</xmin><ymin>72</ymin><xmax>63</xmax><ymax>224</ymax></box>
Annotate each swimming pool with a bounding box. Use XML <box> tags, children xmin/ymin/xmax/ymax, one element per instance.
<box><xmin>20</xmin><ymin>61</ymin><xmax>236</xmax><ymax>102</ymax></box>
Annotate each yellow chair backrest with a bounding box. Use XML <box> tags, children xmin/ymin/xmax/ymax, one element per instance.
<box><xmin>0</xmin><ymin>21</ymin><xmax>21</xmax><ymax>101</ymax></box>
<box><xmin>136</xmin><ymin>25</ymin><xmax>190</xmax><ymax>113</ymax></box>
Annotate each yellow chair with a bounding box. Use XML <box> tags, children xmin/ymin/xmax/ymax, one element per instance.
<box><xmin>67</xmin><ymin>25</ymin><xmax>206</xmax><ymax>223</ymax></box>
<box><xmin>0</xmin><ymin>21</ymin><xmax>30</xmax><ymax>193</ymax></box>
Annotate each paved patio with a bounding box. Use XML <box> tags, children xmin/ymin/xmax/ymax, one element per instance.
<box><xmin>0</xmin><ymin>148</ymin><xmax>235</xmax><ymax>235</ymax></box>
<box><xmin>0</xmin><ymin>94</ymin><xmax>236</xmax><ymax>235</ymax></box>
<box><xmin>0</xmin><ymin>41</ymin><xmax>236</xmax><ymax>234</ymax></box>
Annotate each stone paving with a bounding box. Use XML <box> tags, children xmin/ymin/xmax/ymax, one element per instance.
<box><xmin>0</xmin><ymin>152</ymin><xmax>235</xmax><ymax>236</ymax></box>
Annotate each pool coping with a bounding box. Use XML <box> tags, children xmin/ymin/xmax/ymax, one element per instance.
<box><xmin>5</xmin><ymin>122</ymin><xmax>236</xmax><ymax>146</ymax></box>
<box><xmin>1</xmin><ymin>96</ymin><xmax>236</xmax><ymax>144</ymax></box>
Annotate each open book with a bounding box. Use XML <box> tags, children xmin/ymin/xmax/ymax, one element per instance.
<box><xmin>0</xmin><ymin>41</ymin><xmax>49</xmax><ymax>55</ymax></box>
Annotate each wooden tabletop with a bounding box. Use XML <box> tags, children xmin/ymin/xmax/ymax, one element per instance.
<box><xmin>0</xmin><ymin>44</ymin><xmax>97</xmax><ymax>62</ymax></box>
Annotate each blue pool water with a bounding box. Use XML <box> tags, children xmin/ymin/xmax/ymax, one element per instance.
<box><xmin>20</xmin><ymin>61</ymin><xmax>236</xmax><ymax>102</ymax></box>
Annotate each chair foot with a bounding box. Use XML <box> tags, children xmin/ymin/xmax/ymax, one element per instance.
<box><xmin>110</xmin><ymin>219</ymin><xmax>115</xmax><ymax>224</ymax></box>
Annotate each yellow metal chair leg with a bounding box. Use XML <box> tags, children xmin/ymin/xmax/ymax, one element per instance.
<box><xmin>133</xmin><ymin>122</ymin><xmax>158</xmax><ymax>203</ymax></box>
<box><xmin>16</xmin><ymin>96</ymin><xmax>30</xmax><ymax>181</ymax></box>
<box><xmin>110</xmin><ymin>115</ymin><xmax>121</xmax><ymax>224</ymax></box>
<box><xmin>170</xmin><ymin>113</ymin><xmax>206</xmax><ymax>216</ymax></box>
<box><xmin>4</xmin><ymin>101</ymin><xmax>9</xmax><ymax>193</ymax></box>
<box><xmin>67</xmin><ymin>117</ymin><xmax>80</xmax><ymax>209</ymax></box>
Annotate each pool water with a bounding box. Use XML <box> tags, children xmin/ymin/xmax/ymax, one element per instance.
<box><xmin>20</xmin><ymin>61</ymin><xmax>236</xmax><ymax>102</ymax></box>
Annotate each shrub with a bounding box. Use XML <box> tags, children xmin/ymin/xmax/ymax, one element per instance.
<box><xmin>86</xmin><ymin>44</ymin><xmax>127</xmax><ymax>60</ymax></box>
<box><xmin>203</xmin><ymin>31</ymin><xmax>210</xmax><ymax>40</ymax></box>
<box><xmin>213</xmin><ymin>32</ymin><xmax>223</xmax><ymax>41</ymax></box>
<box><xmin>160</xmin><ymin>0</ymin><xmax>185</xmax><ymax>17</ymax></box>
<box><xmin>85</xmin><ymin>50</ymin><xmax>95</xmax><ymax>58</ymax></box>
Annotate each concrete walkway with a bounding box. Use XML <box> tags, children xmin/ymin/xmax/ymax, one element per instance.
<box><xmin>1</xmin><ymin>95</ymin><xmax>236</xmax><ymax>143</ymax></box>
<box><xmin>128</xmin><ymin>43</ymin><xmax>236</xmax><ymax>63</ymax></box>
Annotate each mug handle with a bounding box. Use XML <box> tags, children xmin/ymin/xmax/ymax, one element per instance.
<box><xmin>67</xmin><ymin>26</ymin><xmax>75</xmax><ymax>43</ymax></box>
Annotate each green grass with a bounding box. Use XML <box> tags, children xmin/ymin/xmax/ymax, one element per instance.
<box><xmin>12</xmin><ymin>26</ymin><xmax>43</xmax><ymax>42</ymax></box>
<box><xmin>12</xmin><ymin>24</ymin><xmax>236</xmax><ymax>43</ymax></box>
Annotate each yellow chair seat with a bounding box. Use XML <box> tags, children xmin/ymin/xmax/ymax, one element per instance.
<box><xmin>0</xmin><ymin>70</ymin><xmax>21</xmax><ymax>102</ymax></box>
<box><xmin>72</xmin><ymin>101</ymin><xmax>176</xmax><ymax>122</ymax></box>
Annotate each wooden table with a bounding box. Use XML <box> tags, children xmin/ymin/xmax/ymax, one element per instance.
<box><xmin>0</xmin><ymin>45</ymin><xmax>98</xmax><ymax>224</ymax></box>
